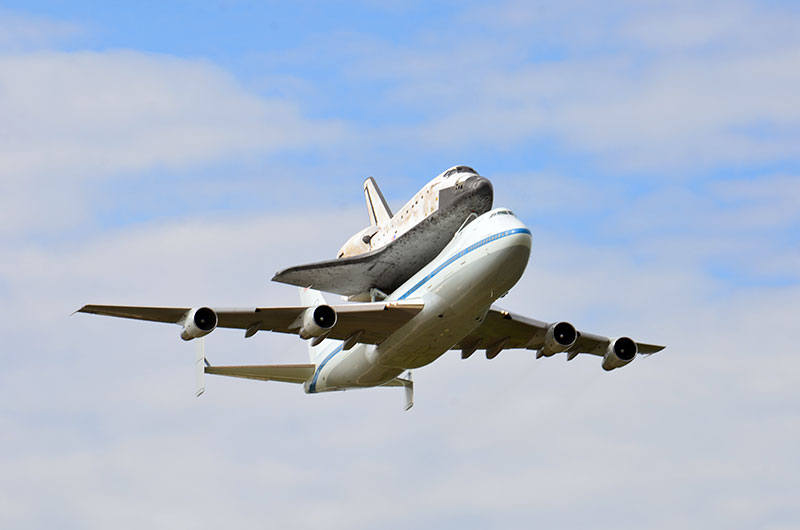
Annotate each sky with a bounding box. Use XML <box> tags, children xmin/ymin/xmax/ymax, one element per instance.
<box><xmin>1</xmin><ymin>1</ymin><xmax>799</xmax><ymax>528</ymax></box>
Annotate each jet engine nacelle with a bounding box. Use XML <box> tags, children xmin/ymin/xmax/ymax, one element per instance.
<box><xmin>299</xmin><ymin>305</ymin><xmax>338</xmax><ymax>339</ymax></box>
<box><xmin>180</xmin><ymin>307</ymin><xmax>218</xmax><ymax>341</ymax></box>
<box><xmin>602</xmin><ymin>337</ymin><xmax>638</xmax><ymax>371</ymax></box>
<box><xmin>539</xmin><ymin>321</ymin><xmax>578</xmax><ymax>357</ymax></box>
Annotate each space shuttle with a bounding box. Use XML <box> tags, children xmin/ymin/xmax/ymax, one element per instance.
<box><xmin>273</xmin><ymin>165</ymin><xmax>493</xmax><ymax>301</ymax></box>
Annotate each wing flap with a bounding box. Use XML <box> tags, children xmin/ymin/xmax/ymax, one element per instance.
<box><xmin>455</xmin><ymin>309</ymin><xmax>548</xmax><ymax>350</ymax></box>
<box><xmin>212</xmin><ymin>300</ymin><xmax>423</xmax><ymax>344</ymax></box>
<box><xmin>205</xmin><ymin>364</ymin><xmax>315</xmax><ymax>384</ymax></box>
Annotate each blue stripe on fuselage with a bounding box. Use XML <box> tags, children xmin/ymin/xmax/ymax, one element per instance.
<box><xmin>397</xmin><ymin>227</ymin><xmax>531</xmax><ymax>300</ymax></box>
<box><xmin>309</xmin><ymin>343</ymin><xmax>344</xmax><ymax>393</ymax></box>
<box><xmin>307</xmin><ymin>227</ymin><xmax>531</xmax><ymax>393</ymax></box>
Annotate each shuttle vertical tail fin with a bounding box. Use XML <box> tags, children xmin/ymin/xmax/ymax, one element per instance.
<box><xmin>363</xmin><ymin>177</ymin><xmax>393</xmax><ymax>226</ymax></box>
<box><xmin>298</xmin><ymin>287</ymin><xmax>337</xmax><ymax>364</ymax></box>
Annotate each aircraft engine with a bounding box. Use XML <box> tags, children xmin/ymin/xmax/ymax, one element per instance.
<box><xmin>602</xmin><ymin>337</ymin><xmax>638</xmax><ymax>371</ymax></box>
<box><xmin>299</xmin><ymin>305</ymin><xmax>338</xmax><ymax>339</ymax></box>
<box><xmin>539</xmin><ymin>321</ymin><xmax>578</xmax><ymax>357</ymax></box>
<box><xmin>180</xmin><ymin>307</ymin><xmax>218</xmax><ymax>341</ymax></box>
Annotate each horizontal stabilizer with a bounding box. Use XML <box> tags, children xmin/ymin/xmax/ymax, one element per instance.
<box><xmin>205</xmin><ymin>364</ymin><xmax>315</xmax><ymax>384</ymax></box>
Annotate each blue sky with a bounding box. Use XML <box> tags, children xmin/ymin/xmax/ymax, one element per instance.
<box><xmin>1</xmin><ymin>2</ymin><xmax>799</xmax><ymax>529</ymax></box>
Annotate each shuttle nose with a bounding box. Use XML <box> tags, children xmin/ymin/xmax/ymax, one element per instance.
<box><xmin>439</xmin><ymin>174</ymin><xmax>494</xmax><ymax>213</ymax></box>
<box><xmin>464</xmin><ymin>175</ymin><xmax>493</xmax><ymax>204</ymax></box>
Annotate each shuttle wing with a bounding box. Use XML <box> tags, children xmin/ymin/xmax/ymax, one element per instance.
<box><xmin>454</xmin><ymin>308</ymin><xmax>665</xmax><ymax>357</ymax></box>
<box><xmin>78</xmin><ymin>300</ymin><xmax>423</xmax><ymax>345</ymax></box>
<box><xmin>272</xmin><ymin>247</ymin><xmax>400</xmax><ymax>299</ymax></box>
<box><xmin>273</xmin><ymin>212</ymin><xmax>461</xmax><ymax>297</ymax></box>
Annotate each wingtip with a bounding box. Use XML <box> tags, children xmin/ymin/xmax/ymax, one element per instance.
<box><xmin>271</xmin><ymin>269</ymin><xmax>290</xmax><ymax>283</ymax></box>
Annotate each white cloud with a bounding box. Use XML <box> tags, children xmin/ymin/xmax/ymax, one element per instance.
<box><xmin>0</xmin><ymin>51</ymin><xmax>334</xmax><ymax>178</ymax></box>
<box><xmin>315</xmin><ymin>0</ymin><xmax>800</xmax><ymax>172</ymax></box>
<box><xmin>0</xmin><ymin>49</ymin><xmax>349</xmax><ymax>237</ymax></box>
<box><xmin>0</xmin><ymin>10</ymin><xmax>82</xmax><ymax>50</ymax></box>
<box><xmin>620</xmin><ymin>1</ymin><xmax>800</xmax><ymax>53</ymax></box>
<box><xmin>411</xmin><ymin>49</ymin><xmax>800</xmax><ymax>170</ymax></box>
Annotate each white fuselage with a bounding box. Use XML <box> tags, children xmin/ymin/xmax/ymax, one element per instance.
<box><xmin>306</xmin><ymin>208</ymin><xmax>532</xmax><ymax>393</ymax></box>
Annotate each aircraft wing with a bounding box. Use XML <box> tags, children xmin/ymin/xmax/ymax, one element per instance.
<box><xmin>454</xmin><ymin>308</ymin><xmax>665</xmax><ymax>357</ymax></box>
<box><xmin>77</xmin><ymin>300</ymin><xmax>424</xmax><ymax>345</ymax></box>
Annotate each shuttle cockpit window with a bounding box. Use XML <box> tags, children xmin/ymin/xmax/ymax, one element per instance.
<box><xmin>443</xmin><ymin>166</ymin><xmax>479</xmax><ymax>179</ymax></box>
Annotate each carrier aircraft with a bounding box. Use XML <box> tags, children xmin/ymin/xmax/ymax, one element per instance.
<box><xmin>78</xmin><ymin>203</ymin><xmax>665</xmax><ymax>410</ymax></box>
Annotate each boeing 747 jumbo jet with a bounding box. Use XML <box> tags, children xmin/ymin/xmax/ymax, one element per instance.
<box><xmin>79</xmin><ymin>205</ymin><xmax>665</xmax><ymax>410</ymax></box>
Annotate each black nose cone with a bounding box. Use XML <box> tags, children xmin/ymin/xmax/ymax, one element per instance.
<box><xmin>466</xmin><ymin>175</ymin><xmax>494</xmax><ymax>208</ymax></box>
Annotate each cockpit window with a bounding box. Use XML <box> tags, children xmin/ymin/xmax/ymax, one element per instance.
<box><xmin>443</xmin><ymin>166</ymin><xmax>478</xmax><ymax>179</ymax></box>
<box><xmin>490</xmin><ymin>209</ymin><xmax>514</xmax><ymax>218</ymax></box>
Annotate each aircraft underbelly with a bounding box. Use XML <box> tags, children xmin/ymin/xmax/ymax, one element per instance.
<box><xmin>322</xmin><ymin>345</ymin><xmax>405</xmax><ymax>390</ymax></box>
<box><xmin>374</xmin><ymin>242</ymin><xmax>530</xmax><ymax>370</ymax></box>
